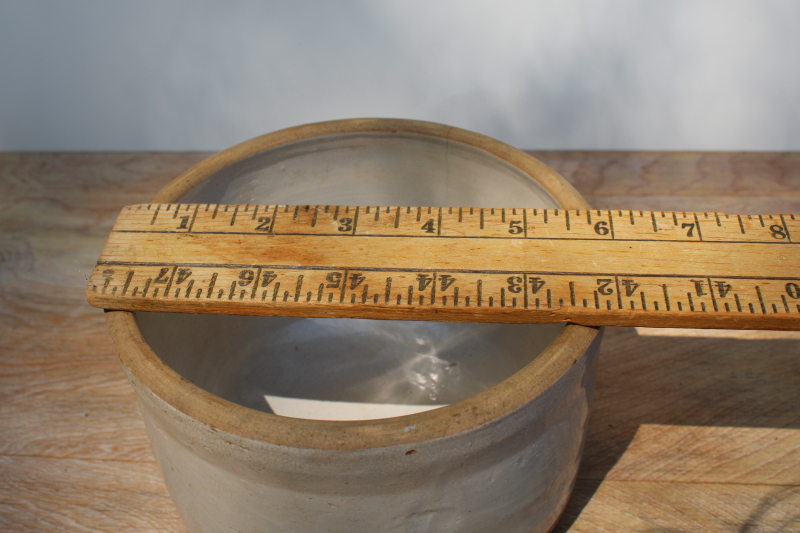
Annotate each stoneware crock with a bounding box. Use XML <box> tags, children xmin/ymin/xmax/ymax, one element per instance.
<box><xmin>105</xmin><ymin>119</ymin><xmax>603</xmax><ymax>533</ymax></box>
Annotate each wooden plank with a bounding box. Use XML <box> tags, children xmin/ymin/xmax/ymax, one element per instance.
<box><xmin>532</xmin><ymin>151</ymin><xmax>800</xmax><ymax>215</ymax></box>
<box><xmin>0</xmin><ymin>318</ymin><xmax>153</xmax><ymax>461</ymax></box>
<box><xmin>0</xmin><ymin>456</ymin><xmax>187</xmax><ymax>533</ymax></box>
<box><xmin>0</xmin><ymin>155</ymin><xmax>174</xmax><ymax>461</ymax></box>
<box><xmin>602</xmin><ymin>424</ymin><xmax>800</xmax><ymax>485</ymax></box>
<box><xmin>580</xmin><ymin>326</ymin><xmax>800</xmax><ymax>485</ymax></box>
<box><xmin>532</xmin><ymin>151</ymin><xmax>800</xmax><ymax>199</ymax></box>
<box><xmin>2</xmin><ymin>152</ymin><xmax>800</xmax><ymax>532</ymax></box>
<box><xmin>0</xmin><ymin>153</ymin><xmax>197</xmax><ymax>531</ymax></box>
<box><xmin>557</xmin><ymin>480</ymin><xmax>800</xmax><ymax>533</ymax></box>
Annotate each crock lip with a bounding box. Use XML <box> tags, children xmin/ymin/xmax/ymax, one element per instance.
<box><xmin>106</xmin><ymin>118</ymin><xmax>602</xmax><ymax>451</ymax></box>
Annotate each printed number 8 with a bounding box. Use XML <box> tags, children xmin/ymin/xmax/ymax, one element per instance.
<box><xmin>770</xmin><ymin>224</ymin><xmax>787</xmax><ymax>239</ymax></box>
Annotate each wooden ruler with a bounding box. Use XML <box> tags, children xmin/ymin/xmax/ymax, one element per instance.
<box><xmin>86</xmin><ymin>203</ymin><xmax>800</xmax><ymax>330</ymax></box>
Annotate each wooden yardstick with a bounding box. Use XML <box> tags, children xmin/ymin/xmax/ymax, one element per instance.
<box><xmin>87</xmin><ymin>203</ymin><xmax>800</xmax><ymax>330</ymax></box>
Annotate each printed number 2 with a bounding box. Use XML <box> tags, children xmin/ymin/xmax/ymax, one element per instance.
<box><xmin>256</xmin><ymin>217</ymin><xmax>271</xmax><ymax>230</ymax></box>
<box><xmin>596</xmin><ymin>279</ymin><xmax>613</xmax><ymax>295</ymax></box>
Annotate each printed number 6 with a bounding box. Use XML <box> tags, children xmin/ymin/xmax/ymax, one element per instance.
<box><xmin>594</xmin><ymin>221</ymin><xmax>609</xmax><ymax>236</ymax></box>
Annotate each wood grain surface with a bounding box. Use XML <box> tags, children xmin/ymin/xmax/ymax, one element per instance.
<box><xmin>87</xmin><ymin>202</ymin><xmax>800</xmax><ymax>330</ymax></box>
<box><xmin>1</xmin><ymin>151</ymin><xmax>799</xmax><ymax>532</ymax></box>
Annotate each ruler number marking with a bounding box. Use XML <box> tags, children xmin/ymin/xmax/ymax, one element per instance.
<box><xmin>594</xmin><ymin>220</ymin><xmax>610</xmax><ymax>236</ymax></box>
<box><xmin>707</xmin><ymin>277</ymin><xmax>718</xmax><ymax>311</ymax></box>
<box><xmin>93</xmin><ymin>204</ymin><xmax>800</xmax><ymax>329</ymax></box>
<box><xmin>608</xmin><ymin>211</ymin><xmax>616</xmax><ymax>239</ymax></box>
<box><xmin>756</xmin><ymin>286</ymin><xmax>767</xmax><ymax>314</ymax></box>
<box><xmin>351</xmin><ymin>207</ymin><xmax>360</xmax><ymax>235</ymax></box>
<box><xmin>522</xmin><ymin>209</ymin><xmax>528</xmax><ymax>238</ymax></box>
<box><xmin>693</xmin><ymin>214</ymin><xmax>704</xmax><ymax>241</ymax></box>
<box><xmin>150</xmin><ymin>205</ymin><xmax>161</xmax><ymax>225</ymax></box>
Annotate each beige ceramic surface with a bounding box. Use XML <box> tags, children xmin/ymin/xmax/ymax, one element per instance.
<box><xmin>105</xmin><ymin>119</ymin><xmax>603</xmax><ymax>533</ymax></box>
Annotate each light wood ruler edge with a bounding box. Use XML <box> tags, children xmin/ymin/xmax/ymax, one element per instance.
<box><xmin>87</xmin><ymin>203</ymin><xmax>800</xmax><ymax>330</ymax></box>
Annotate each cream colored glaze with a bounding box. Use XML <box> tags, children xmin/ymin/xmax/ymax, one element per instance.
<box><xmin>126</xmin><ymin>328</ymin><xmax>601</xmax><ymax>533</ymax></box>
<box><xmin>106</xmin><ymin>119</ymin><xmax>603</xmax><ymax>532</ymax></box>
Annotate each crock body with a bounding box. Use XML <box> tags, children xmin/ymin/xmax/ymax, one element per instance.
<box><xmin>107</xmin><ymin>119</ymin><xmax>603</xmax><ymax>533</ymax></box>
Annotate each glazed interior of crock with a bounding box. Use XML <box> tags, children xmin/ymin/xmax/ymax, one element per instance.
<box><xmin>135</xmin><ymin>132</ymin><xmax>565</xmax><ymax>420</ymax></box>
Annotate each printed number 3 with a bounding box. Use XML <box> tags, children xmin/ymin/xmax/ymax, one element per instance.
<box><xmin>338</xmin><ymin>218</ymin><xmax>353</xmax><ymax>232</ymax></box>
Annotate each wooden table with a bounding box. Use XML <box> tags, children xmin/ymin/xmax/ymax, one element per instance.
<box><xmin>1</xmin><ymin>151</ymin><xmax>798</xmax><ymax>532</ymax></box>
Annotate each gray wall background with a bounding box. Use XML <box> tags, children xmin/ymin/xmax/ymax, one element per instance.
<box><xmin>1</xmin><ymin>0</ymin><xmax>798</xmax><ymax>151</ymax></box>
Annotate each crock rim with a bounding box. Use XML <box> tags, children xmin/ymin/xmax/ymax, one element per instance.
<box><xmin>106</xmin><ymin>118</ymin><xmax>602</xmax><ymax>450</ymax></box>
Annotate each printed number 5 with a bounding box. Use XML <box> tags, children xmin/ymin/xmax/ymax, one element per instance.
<box><xmin>508</xmin><ymin>221</ymin><xmax>523</xmax><ymax>234</ymax></box>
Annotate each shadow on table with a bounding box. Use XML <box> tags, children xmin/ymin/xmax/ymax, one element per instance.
<box><xmin>552</xmin><ymin>326</ymin><xmax>800</xmax><ymax>532</ymax></box>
